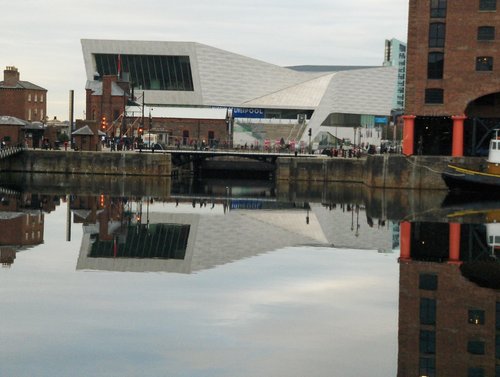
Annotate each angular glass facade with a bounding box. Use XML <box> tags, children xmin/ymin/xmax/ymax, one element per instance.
<box><xmin>94</xmin><ymin>54</ymin><xmax>194</xmax><ymax>91</ymax></box>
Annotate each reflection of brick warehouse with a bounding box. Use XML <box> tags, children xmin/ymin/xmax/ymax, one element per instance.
<box><xmin>0</xmin><ymin>247</ymin><xmax>16</xmax><ymax>266</ymax></box>
<box><xmin>71</xmin><ymin>196</ymin><xmax>125</xmax><ymax>241</ymax></box>
<box><xmin>0</xmin><ymin>212</ymin><xmax>44</xmax><ymax>246</ymax></box>
<box><xmin>398</xmin><ymin>222</ymin><xmax>500</xmax><ymax>377</ymax></box>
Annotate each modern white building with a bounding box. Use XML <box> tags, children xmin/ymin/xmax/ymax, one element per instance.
<box><xmin>81</xmin><ymin>39</ymin><xmax>397</xmax><ymax>148</ymax></box>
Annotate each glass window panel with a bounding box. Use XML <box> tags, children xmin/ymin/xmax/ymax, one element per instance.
<box><xmin>476</xmin><ymin>57</ymin><xmax>493</xmax><ymax>71</ymax></box>
<box><xmin>430</xmin><ymin>0</ymin><xmax>447</xmax><ymax>18</ymax></box>
<box><xmin>420</xmin><ymin>330</ymin><xmax>436</xmax><ymax>354</ymax></box>
<box><xmin>478</xmin><ymin>26</ymin><xmax>495</xmax><ymax>40</ymax></box>
<box><xmin>429</xmin><ymin>23</ymin><xmax>446</xmax><ymax>47</ymax></box>
<box><xmin>469</xmin><ymin>309</ymin><xmax>485</xmax><ymax>325</ymax></box>
<box><xmin>468</xmin><ymin>367</ymin><xmax>485</xmax><ymax>377</ymax></box>
<box><xmin>425</xmin><ymin>89</ymin><xmax>444</xmax><ymax>104</ymax></box>
<box><xmin>94</xmin><ymin>54</ymin><xmax>194</xmax><ymax>91</ymax></box>
<box><xmin>420</xmin><ymin>298</ymin><xmax>437</xmax><ymax>325</ymax></box>
<box><xmin>480</xmin><ymin>0</ymin><xmax>497</xmax><ymax>11</ymax></box>
<box><xmin>468</xmin><ymin>340</ymin><xmax>485</xmax><ymax>354</ymax></box>
<box><xmin>420</xmin><ymin>274</ymin><xmax>438</xmax><ymax>290</ymax></box>
<box><xmin>428</xmin><ymin>52</ymin><xmax>444</xmax><ymax>79</ymax></box>
<box><xmin>419</xmin><ymin>357</ymin><xmax>436</xmax><ymax>377</ymax></box>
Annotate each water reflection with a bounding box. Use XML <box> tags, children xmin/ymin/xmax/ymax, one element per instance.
<box><xmin>3</xmin><ymin>173</ymin><xmax>500</xmax><ymax>375</ymax></box>
<box><xmin>398</xmin><ymin>199</ymin><xmax>500</xmax><ymax>377</ymax></box>
<box><xmin>0</xmin><ymin>174</ymin><xmax>398</xmax><ymax>271</ymax></box>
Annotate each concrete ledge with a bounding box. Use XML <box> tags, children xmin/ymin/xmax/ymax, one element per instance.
<box><xmin>277</xmin><ymin>154</ymin><xmax>484</xmax><ymax>189</ymax></box>
<box><xmin>2</xmin><ymin>150</ymin><xmax>172</xmax><ymax>176</ymax></box>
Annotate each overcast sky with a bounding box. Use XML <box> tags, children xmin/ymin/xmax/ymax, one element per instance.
<box><xmin>1</xmin><ymin>0</ymin><xmax>408</xmax><ymax>121</ymax></box>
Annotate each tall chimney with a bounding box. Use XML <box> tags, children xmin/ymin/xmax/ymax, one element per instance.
<box><xmin>3</xmin><ymin>66</ymin><xmax>20</xmax><ymax>86</ymax></box>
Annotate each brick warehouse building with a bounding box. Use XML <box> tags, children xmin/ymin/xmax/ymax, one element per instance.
<box><xmin>86</xmin><ymin>74</ymin><xmax>229</xmax><ymax>146</ymax></box>
<box><xmin>404</xmin><ymin>0</ymin><xmax>500</xmax><ymax>156</ymax></box>
<box><xmin>0</xmin><ymin>66</ymin><xmax>47</xmax><ymax>122</ymax></box>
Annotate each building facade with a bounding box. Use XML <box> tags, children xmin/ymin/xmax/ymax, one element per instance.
<box><xmin>0</xmin><ymin>66</ymin><xmax>47</xmax><ymax>122</ymax></box>
<box><xmin>383</xmin><ymin>38</ymin><xmax>407</xmax><ymax>112</ymax></box>
<box><xmin>404</xmin><ymin>0</ymin><xmax>500</xmax><ymax>156</ymax></box>
<box><xmin>81</xmin><ymin>39</ymin><xmax>398</xmax><ymax>150</ymax></box>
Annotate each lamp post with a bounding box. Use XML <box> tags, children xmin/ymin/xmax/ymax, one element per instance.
<box><xmin>308</xmin><ymin>128</ymin><xmax>312</xmax><ymax>154</ymax></box>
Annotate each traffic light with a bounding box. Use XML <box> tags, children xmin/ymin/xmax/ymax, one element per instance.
<box><xmin>308</xmin><ymin>128</ymin><xmax>312</xmax><ymax>137</ymax></box>
<box><xmin>101</xmin><ymin>116</ymin><xmax>107</xmax><ymax>130</ymax></box>
<box><xmin>138</xmin><ymin>126</ymin><xmax>144</xmax><ymax>135</ymax></box>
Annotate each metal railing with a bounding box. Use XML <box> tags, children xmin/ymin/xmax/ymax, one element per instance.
<box><xmin>0</xmin><ymin>146</ymin><xmax>25</xmax><ymax>160</ymax></box>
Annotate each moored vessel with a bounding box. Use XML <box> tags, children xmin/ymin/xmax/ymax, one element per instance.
<box><xmin>442</xmin><ymin>129</ymin><xmax>500</xmax><ymax>193</ymax></box>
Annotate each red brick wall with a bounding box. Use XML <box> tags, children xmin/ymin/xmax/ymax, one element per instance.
<box><xmin>398</xmin><ymin>261</ymin><xmax>500</xmax><ymax>376</ymax></box>
<box><xmin>406</xmin><ymin>0</ymin><xmax>500</xmax><ymax>116</ymax></box>
<box><xmin>0</xmin><ymin>125</ymin><xmax>24</xmax><ymax>146</ymax></box>
<box><xmin>0</xmin><ymin>214</ymin><xmax>44</xmax><ymax>246</ymax></box>
<box><xmin>0</xmin><ymin>88</ymin><xmax>47</xmax><ymax>121</ymax></box>
<box><xmin>150</xmin><ymin>118</ymin><xmax>228</xmax><ymax>145</ymax></box>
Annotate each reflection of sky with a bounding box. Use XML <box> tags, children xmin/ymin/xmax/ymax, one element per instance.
<box><xmin>0</xmin><ymin>203</ymin><xmax>399</xmax><ymax>377</ymax></box>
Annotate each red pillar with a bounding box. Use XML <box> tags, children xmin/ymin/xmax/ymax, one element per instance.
<box><xmin>399</xmin><ymin>222</ymin><xmax>411</xmax><ymax>261</ymax></box>
<box><xmin>448</xmin><ymin>223</ymin><xmax>461</xmax><ymax>265</ymax></box>
<box><xmin>451</xmin><ymin>115</ymin><xmax>466</xmax><ymax>157</ymax></box>
<box><xmin>402</xmin><ymin>115</ymin><xmax>416</xmax><ymax>156</ymax></box>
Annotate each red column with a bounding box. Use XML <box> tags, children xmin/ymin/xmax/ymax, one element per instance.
<box><xmin>402</xmin><ymin>115</ymin><xmax>416</xmax><ymax>156</ymax></box>
<box><xmin>399</xmin><ymin>222</ymin><xmax>411</xmax><ymax>261</ymax></box>
<box><xmin>451</xmin><ymin>115</ymin><xmax>466</xmax><ymax>157</ymax></box>
<box><xmin>448</xmin><ymin>223</ymin><xmax>462</xmax><ymax>265</ymax></box>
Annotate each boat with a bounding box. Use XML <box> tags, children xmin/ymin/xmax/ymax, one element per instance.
<box><xmin>442</xmin><ymin>129</ymin><xmax>500</xmax><ymax>193</ymax></box>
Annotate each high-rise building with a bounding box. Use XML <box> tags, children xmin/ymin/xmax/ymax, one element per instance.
<box><xmin>383</xmin><ymin>38</ymin><xmax>407</xmax><ymax>112</ymax></box>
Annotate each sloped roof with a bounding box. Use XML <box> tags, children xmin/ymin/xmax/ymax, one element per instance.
<box><xmin>0</xmin><ymin>81</ymin><xmax>46</xmax><ymax>91</ymax></box>
<box><xmin>243</xmin><ymin>73</ymin><xmax>335</xmax><ymax>109</ymax></box>
<box><xmin>0</xmin><ymin>116</ymin><xmax>27</xmax><ymax>126</ymax></box>
<box><xmin>72</xmin><ymin>125</ymin><xmax>94</xmax><ymax>136</ymax></box>
<box><xmin>302</xmin><ymin>66</ymin><xmax>397</xmax><ymax>142</ymax></box>
<box><xmin>81</xmin><ymin>39</ymin><xmax>325</xmax><ymax>107</ymax></box>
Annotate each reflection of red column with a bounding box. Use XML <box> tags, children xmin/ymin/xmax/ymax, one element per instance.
<box><xmin>402</xmin><ymin>115</ymin><xmax>416</xmax><ymax>156</ymax></box>
<box><xmin>451</xmin><ymin>115</ymin><xmax>466</xmax><ymax>157</ymax></box>
<box><xmin>449</xmin><ymin>223</ymin><xmax>462</xmax><ymax>265</ymax></box>
<box><xmin>400</xmin><ymin>222</ymin><xmax>411</xmax><ymax>261</ymax></box>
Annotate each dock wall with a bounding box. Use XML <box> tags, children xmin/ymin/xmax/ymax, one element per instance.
<box><xmin>1</xmin><ymin>150</ymin><xmax>171</xmax><ymax>176</ymax></box>
<box><xmin>276</xmin><ymin>154</ymin><xmax>484</xmax><ymax>189</ymax></box>
<box><xmin>0</xmin><ymin>150</ymin><xmax>485</xmax><ymax>190</ymax></box>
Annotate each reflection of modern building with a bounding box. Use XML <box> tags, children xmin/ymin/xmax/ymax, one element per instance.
<box><xmin>75</xmin><ymin>194</ymin><xmax>396</xmax><ymax>273</ymax></box>
<box><xmin>76</xmin><ymin>198</ymin><xmax>332</xmax><ymax>273</ymax></box>
<box><xmin>81</xmin><ymin>39</ymin><xmax>397</xmax><ymax>149</ymax></box>
<box><xmin>398</xmin><ymin>220</ymin><xmax>500</xmax><ymax>377</ymax></box>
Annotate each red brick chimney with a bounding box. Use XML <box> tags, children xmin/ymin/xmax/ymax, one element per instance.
<box><xmin>3</xmin><ymin>66</ymin><xmax>20</xmax><ymax>86</ymax></box>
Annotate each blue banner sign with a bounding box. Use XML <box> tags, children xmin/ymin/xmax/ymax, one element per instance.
<box><xmin>230</xmin><ymin>200</ymin><xmax>263</xmax><ymax>210</ymax></box>
<box><xmin>374</xmin><ymin>116</ymin><xmax>388</xmax><ymax>124</ymax></box>
<box><xmin>232</xmin><ymin>108</ymin><xmax>265</xmax><ymax>118</ymax></box>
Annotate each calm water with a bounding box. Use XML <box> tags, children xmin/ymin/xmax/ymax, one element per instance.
<box><xmin>0</xmin><ymin>174</ymin><xmax>498</xmax><ymax>377</ymax></box>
